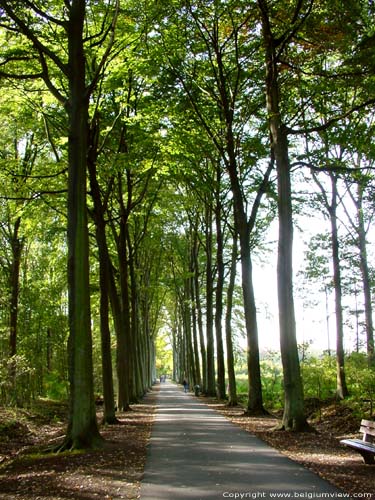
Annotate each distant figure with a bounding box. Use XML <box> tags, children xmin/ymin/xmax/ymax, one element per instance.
<box><xmin>182</xmin><ymin>379</ymin><xmax>188</xmax><ymax>393</ymax></box>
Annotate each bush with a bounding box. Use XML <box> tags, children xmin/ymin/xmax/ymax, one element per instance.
<box><xmin>237</xmin><ymin>350</ymin><xmax>375</xmax><ymax>415</ymax></box>
<box><xmin>44</xmin><ymin>371</ymin><xmax>68</xmax><ymax>401</ymax></box>
<box><xmin>301</xmin><ymin>354</ymin><xmax>336</xmax><ymax>401</ymax></box>
<box><xmin>0</xmin><ymin>355</ymin><xmax>35</xmax><ymax>406</ymax></box>
<box><xmin>345</xmin><ymin>353</ymin><xmax>375</xmax><ymax>417</ymax></box>
<box><xmin>260</xmin><ymin>361</ymin><xmax>283</xmax><ymax>410</ymax></box>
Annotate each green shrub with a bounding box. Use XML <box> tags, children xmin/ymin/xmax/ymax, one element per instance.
<box><xmin>260</xmin><ymin>361</ymin><xmax>283</xmax><ymax>410</ymax></box>
<box><xmin>345</xmin><ymin>353</ymin><xmax>375</xmax><ymax>417</ymax></box>
<box><xmin>44</xmin><ymin>371</ymin><xmax>68</xmax><ymax>401</ymax></box>
<box><xmin>301</xmin><ymin>354</ymin><xmax>336</xmax><ymax>401</ymax></box>
<box><xmin>0</xmin><ymin>354</ymin><xmax>35</xmax><ymax>406</ymax></box>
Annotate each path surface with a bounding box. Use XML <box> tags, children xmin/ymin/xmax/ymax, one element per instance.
<box><xmin>140</xmin><ymin>382</ymin><xmax>348</xmax><ymax>500</ymax></box>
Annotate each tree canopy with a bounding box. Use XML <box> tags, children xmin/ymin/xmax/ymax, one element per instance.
<box><xmin>0</xmin><ymin>0</ymin><xmax>374</xmax><ymax>445</ymax></box>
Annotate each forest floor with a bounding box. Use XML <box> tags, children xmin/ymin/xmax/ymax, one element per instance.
<box><xmin>0</xmin><ymin>389</ymin><xmax>157</xmax><ymax>500</ymax></box>
<box><xmin>0</xmin><ymin>387</ymin><xmax>374</xmax><ymax>499</ymax></box>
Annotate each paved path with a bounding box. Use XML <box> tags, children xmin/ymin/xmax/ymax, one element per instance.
<box><xmin>140</xmin><ymin>382</ymin><xmax>347</xmax><ymax>500</ymax></box>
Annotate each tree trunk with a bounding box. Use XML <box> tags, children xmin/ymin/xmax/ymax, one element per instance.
<box><xmin>276</xmin><ymin>127</ymin><xmax>307</xmax><ymax>429</ymax></box>
<box><xmin>46</xmin><ymin>328</ymin><xmax>52</xmax><ymax>372</ymax></box>
<box><xmin>183</xmin><ymin>275</ymin><xmax>196</xmax><ymax>386</ymax></box>
<box><xmin>356</xmin><ymin>184</ymin><xmax>374</xmax><ymax>365</ymax></box>
<box><xmin>125</xmin><ymin>228</ymin><xmax>138</xmax><ymax>402</ymax></box>
<box><xmin>116</xmin><ymin>217</ymin><xmax>131</xmax><ymax>411</ymax></box>
<box><xmin>205</xmin><ymin>204</ymin><xmax>216</xmax><ymax>396</ymax></box>
<box><xmin>193</xmin><ymin>228</ymin><xmax>206</xmax><ymax>390</ymax></box>
<box><xmin>8</xmin><ymin>216</ymin><xmax>23</xmax><ymax>404</ymax></box>
<box><xmin>9</xmin><ymin>217</ymin><xmax>23</xmax><ymax>359</ymax></box>
<box><xmin>329</xmin><ymin>174</ymin><xmax>349</xmax><ymax>399</ymax></box>
<box><xmin>96</xmin><ymin>232</ymin><xmax>118</xmax><ymax>423</ymax></box>
<box><xmin>214</xmin><ymin>167</ymin><xmax>226</xmax><ymax>400</ymax></box>
<box><xmin>225</xmin><ymin>150</ymin><xmax>265</xmax><ymax>413</ymax></box>
<box><xmin>65</xmin><ymin>0</ymin><xmax>102</xmax><ymax>448</ymax></box>
<box><xmin>225</xmin><ymin>233</ymin><xmax>238</xmax><ymax>406</ymax></box>
<box><xmin>190</xmin><ymin>269</ymin><xmax>202</xmax><ymax>388</ymax></box>
<box><xmin>258</xmin><ymin>0</ymin><xmax>308</xmax><ymax>430</ymax></box>
<box><xmin>241</xmin><ymin>236</ymin><xmax>265</xmax><ymax>414</ymax></box>
<box><xmin>87</xmin><ymin>129</ymin><xmax>117</xmax><ymax>425</ymax></box>
<box><xmin>128</xmin><ymin>246</ymin><xmax>144</xmax><ymax>399</ymax></box>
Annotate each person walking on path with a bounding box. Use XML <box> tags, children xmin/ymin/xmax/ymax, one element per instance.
<box><xmin>182</xmin><ymin>379</ymin><xmax>188</xmax><ymax>393</ymax></box>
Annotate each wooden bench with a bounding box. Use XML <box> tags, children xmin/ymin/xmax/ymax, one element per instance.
<box><xmin>340</xmin><ymin>419</ymin><xmax>375</xmax><ymax>464</ymax></box>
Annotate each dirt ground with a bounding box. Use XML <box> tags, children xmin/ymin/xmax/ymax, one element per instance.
<box><xmin>0</xmin><ymin>390</ymin><xmax>157</xmax><ymax>500</ymax></box>
<box><xmin>0</xmin><ymin>388</ymin><xmax>374</xmax><ymax>499</ymax></box>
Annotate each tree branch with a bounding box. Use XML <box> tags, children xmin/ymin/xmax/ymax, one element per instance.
<box><xmin>248</xmin><ymin>155</ymin><xmax>274</xmax><ymax>233</ymax></box>
<box><xmin>0</xmin><ymin>70</ymin><xmax>43</xmax><ymax>79</ymax></box>
<box><xmin>22</xmin><ymin>0</ymin><xmax>68</xmax><ymax>28</ymax></box>
<box><xmin>86</xmin><ymin>0</ymin><xmax>119</xmax><ymax>97</ymax></box>
<box><xmin>0</xmin><ymin>1</ymin><xmax>68</xmax><ymax>75</ymax></box>
<box><xmin>287</xmin><ymin>98</ymin><xmax>375</xmax><ymax>135</ymax></box>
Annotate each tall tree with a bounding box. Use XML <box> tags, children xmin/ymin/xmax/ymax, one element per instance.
<box><xmin>155</xmin><ymin>0</ymin><xmax>272</xmax><ymax>413</ymax></box>
<box><xmin>0</xmin><ymin>0</ymin><xmax>120</xmax><ymax>448</ymax></box>
<box><xmin>257</xmin><ymin>0</ymin><xmax>309</xmax><ymax>430</ymax></box>
<box><xmin>341</xmin><ymin>150</ymin><xmax>375</xmax><ymax>365</ymax></box>
<box><xmin>311</xmin><ymin>163</ymin><xmax>349</xmax><ymax>399</ymax></box>
<box><xmin>87</xmin><ymin>115</ymin><xmax>118</xmax><ymax>424</ymax></box>
<box><xmin>225</xmin><ymin>231</ymin><xmax>238</xmax><ymax>406</ymax></box>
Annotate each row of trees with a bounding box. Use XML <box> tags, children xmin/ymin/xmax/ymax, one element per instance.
<box><xmin>0</xmin><ymin>0</ymin><xmax>374</xmax><ymax>447</ymax></box>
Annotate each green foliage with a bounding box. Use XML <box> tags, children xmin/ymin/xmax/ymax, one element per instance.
<box><xmin>301</xmin><ymin>354</ymin><xmax>337</xmax><ymax>401</ymax></box>
<box><xmin>0</xmin><ymin>354</ymin><xmax>35</xmax><ymax>406</ymax></box>
<box><xmin>236</xmin><ymin>350</ymin><xmax>375</xmax><ymax>416</ymax></box>
<box><xmin>345</xmin><ymin>353</ymin><xmax>375</xmax><ymax>415</ymax></box>
<box><xmin>155</xmin><ymin>330</ymin><xmax>174</xmax><ymax>377</ymax></box>
<box><xmin>43</xmin><ymin>371</ymin><xmax>68</xmax><ymax>401</ymax></box>
<box><xmin>233</xmin><ymin>376</ymin><xmax>248</xmax><ymax>406</ymax></box>
<box><xmin>260</xmin><ymin>351</ymin><xmax>284</xmax><ymax>410</ymax></box>
<box><xmin>236</xmin><ymin>351</ymin><xmax>285</xmax><ymax>410</ymax></box>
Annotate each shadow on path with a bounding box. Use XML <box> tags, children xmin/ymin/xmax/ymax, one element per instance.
<box><xmin>140</xmin><ymin>382</ymin><xmax>347</xmax><ymax>500</ymax></box>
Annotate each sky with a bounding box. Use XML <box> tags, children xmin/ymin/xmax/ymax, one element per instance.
<box><xmin>253</xmin><ymin>216</ymin><xmax>369</xmax><ymax>356</ymax></box>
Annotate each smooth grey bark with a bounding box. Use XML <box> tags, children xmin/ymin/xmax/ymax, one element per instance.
<box><xmin>116</xmin><ymin>215</ymin><xmax>131</xmax><ymax>411</ymax></box>
<box><xmin>190</xmin><ymin>259</ymin><xmax>202</xmax><ymax>387</ymax></box>
<box><xmin>312</xmin><ymin>171</ymin><xmax>349</xmax><ymax>399</ymax></box>
<box><xmin>345</xmin><ymin>179</ymin><xmax>375</xmax><ymax>365</ymax></box>
<box><xmin>214</xmin><ymin>166</ymin><xmax>226</xmax><ymax>400</ymax></box>
<box><xmin>328</xmin><ymin>174</ymin><xmax>349</xmax><ymax>399</ymax></box>
<box><xmin>205</xmin><ymin>203</ymin><xmax>216</xmax><ymax>396</ymax></box>
<box><xmin>193</xmin><ymin>226</ymin><xmax>207</xmax><ymax>390</ymax></box>
<box><xmin>128</xmin><ymin>245</ymin><xmax>145</xmax><ymax>398</ymax></box>
<box><xmin>87</xmin><ymin>121</ymin><xmax>117</xmax><ymax>424</ymax></box>
<box><xmin>258</xmin><ymin>0</ymin><xmax>308</xmax><ymax>430</ymax></box>
<box><xmin>66</xmin><ymin>1</ymin><xmax>102</xmax><ymax>447</ymax></box>
<box><xmin>356</xmin><ymin>186</ymin><xmax>375</xmax><ymax>364</ymax></box>
<box><xmin>225</xmin><ymin>232</ymin><xmax>238</xmax><ymax>406</ymax></box>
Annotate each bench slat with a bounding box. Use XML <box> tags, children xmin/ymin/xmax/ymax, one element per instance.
<box><xmin>360</xmin><ymin>420</ymin><xmax>375</xmax><ymax>441</ymax></box>
<box><xmin>340</xmin><ymin>438</ymin><xmax>375</xmax><ymax>453</ymax></box>
<box><xmin>340</xmin><ymin>434</ymin><xmax>375</xmax><ymax>464</ymax></box>
<box><xmin>359</xmin><ymin>425</ymin><xmax>375</xmax><ymax>437</ymax></box>
<box><xmin>361</xmin><ymin>419</ymin><xmax>375</xmax><ymax>428</ymax></box>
